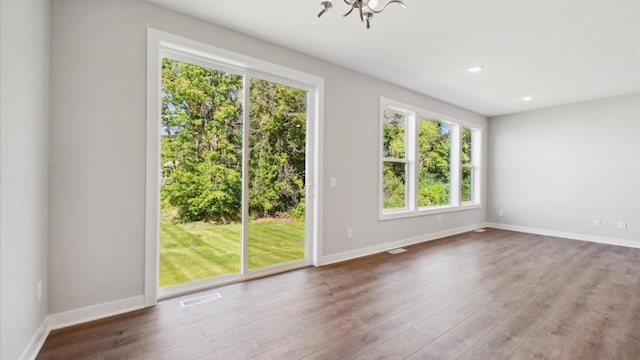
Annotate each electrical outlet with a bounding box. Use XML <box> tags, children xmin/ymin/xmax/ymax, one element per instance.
<box><xmin>330</xmin><ymin>177</ymin><xmax>337</xmax><ymax>187</ymax></box>
<box><xmin>618</xmin><ymin>221</ymin><xmax>627</xmax><ymax>230</ymax></box>
<box><xmin>594</xmin><ymin>219</ymin><xmax>601</xmax><ymax>227</ymax></box>
<box><xmin>347</xmin><ymin>228</ymin><xmax>353</xmax><ymax>238</ymax></box>
<box><xmin>498</xmin><ymin>210</ymin><xmax>504</xmax><ymax>217</ymax></box>
<box><xmin>37</xmin><ymin>282</ymin><xmax>42</xmax><ymax>303</ymax></box>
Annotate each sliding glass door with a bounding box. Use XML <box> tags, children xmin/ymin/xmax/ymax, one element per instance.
<box><xmin>158</xmin><ymin>56</ymin><xmax>312</xmax><ymax>296</ymax></box>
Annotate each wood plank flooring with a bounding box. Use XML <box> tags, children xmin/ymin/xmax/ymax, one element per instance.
<box><xmin>37</xmin><ymin>229</ymin><xmax>640</xmax><ymax>360</ymax></box>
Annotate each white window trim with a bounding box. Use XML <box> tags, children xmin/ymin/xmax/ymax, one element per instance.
<box><xmin>379</xmin><ymin>97</ymin><xmax>482</xmax><ymax>221</ymax></box>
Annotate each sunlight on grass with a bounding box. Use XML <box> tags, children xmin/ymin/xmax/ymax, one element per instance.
<box><xmin>160</xmin><ymin>219</ymin><xmax>305</xmax><ymax>288</ymax></box>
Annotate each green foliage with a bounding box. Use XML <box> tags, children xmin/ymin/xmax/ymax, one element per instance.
<box><xmin>382</xmin><ymin>117</ymin><xmax>453</xmax><ymax>209</ymax></box>
<box><xmin>382</xmin><ymin>110</ymin><xmax>408</xmax><ymax>209</ymax></box>
<box><xmin>248</xmin><ymin>78</ymin><xmax>306</xmax><ymax>217</ymax></box>
<box><xmin>461</xmin><ymin>127</ymin><xmax>472</xmax><ymax>165</ymax></box>
<box><xmin>418</xmin><ymin>120</ymin><xmax>450</xmax><ymax>182</ymax></box>
<box><xmin>383</xmin><ymin>162</ymin><xmax>406</xmax><ymax>209</ymax></box>
<box><xmin>161</xmin><ymin>58</ymin><xmax>243</xmax><ymax>222</ymax></box>
<box><xmin>382</xmin><ymin>110</ymin><xmax>406</xmax><ymax>158</ymax></box>
<box><xmin>418</xmin><ymin>181</ymin><xmax>449</xmax><ymax>207</ymax></box>
<box><xmin>461</xmin><ymin>128</ymin><xmax>473</xmax><ymax>202</ymax></box>
<box><xmin>160</xmin><ymin>59</ymin><xmax>307</xmax><ymax>222</ymax></box>
<box><xmin>417</xmin><ymin>120</ymin><xmax>451</xmax><ymax>207</ymax></box>
<box><xmin>291</xmin><ymin>201</ymin><xmax>306</xmax><ymax>219</ymax></box>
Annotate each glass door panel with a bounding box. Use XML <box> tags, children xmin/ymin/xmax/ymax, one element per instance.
<box><xmin>247</xmin><ymin>78</ymin><xmax>307</xmax><ymax>270</ymax></box>
<box><xmin>159</xmin><ymin>58</ymin><xmax>243</xmax><ymax>288</ymax></box>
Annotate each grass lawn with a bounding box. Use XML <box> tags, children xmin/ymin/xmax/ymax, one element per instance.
<box><xmin>159</xmin><ymin>219</ymin><xmax>305</xmax><ymax>288</ymax></box>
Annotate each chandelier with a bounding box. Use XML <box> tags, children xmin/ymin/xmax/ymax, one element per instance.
<box><xmin>318</xmin><ymin>0</ymin><xmax>406</xmax><ymax>29</ymax></box>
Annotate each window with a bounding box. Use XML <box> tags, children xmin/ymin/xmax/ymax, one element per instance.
<box><xmin>380</xmin><ymin>98</ymin><xmax>481</xmax><ymax>220</ymax></box>
<box><xmin>381</xmin><ymin>108</ymin><xmax>409</xmax><ymax>210</ymax></box>
<box><xmin>418</xmin><ymin>119</ymin><xmax>451</xmax><ymax>207</ymax></box>
<box><xmin>461</xmin><ymin>127</ymin><xmax>474</xmax><ymax>202</ymax></box>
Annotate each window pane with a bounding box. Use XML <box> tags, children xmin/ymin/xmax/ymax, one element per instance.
<box><xmin>462</xmin><ymin>127</ymin><xmax>472</xmax><ymax>165</ymax></box>
<box><xmin>248</xmin><ymin>78</ymin><xmax>306</xmax><ymax>270</ymax></box>
<box><xmin>383</xmin><ymin>162</ymin><xmax>406</xmax><ymax>209</ymax></box>
<box><xmin>382</xmin><ymin>109</ymin><xmax>406</xmax><ymax>158</ymax></box>
<box><xmin>462</xmin><ymin>127</ymin><xmax>473</xmax><ymax>202</ymax></box>
<box><xmin>462</xmin><ymin>167</ymin><xmax>473</xmax><ymax>202</ymax></box>
<box><xmin>417</xmin><ymin>120</ymin><xmax>451</xmax><ymax>207</ymax></box>
<box><xmin>159</xmin><ymin>58</ymin><xmax>243</xmax><ymax>287</ymax></box>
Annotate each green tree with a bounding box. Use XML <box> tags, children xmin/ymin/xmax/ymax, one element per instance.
<box><xmin>381</xmin><ymin>114</ymin><xmax>453</xmax><ymax>208</ymax></box>
<box><xmin>160</xmin><ymin>59</ymin><xmax>307</xmax><ymax>223</ymax></box>
<box><xmin>248</xmin><ymin>78</ymin><xmax>307</xmax><ymax>218</ymax></box>
<box><xmin>418</xmin><ymin>120</ymin><xmax>450</xmax><ymax>206</ymax></box>
<box><xmin>461</xmin><ymin>127</ymin><xmax>472</xmax><ymax>201</ymax></box>
<box><xmin>161</xmin><ymin>58</ymin><xmax>243</xmax><ymax>222</ymax></box>
<box><xmin>382</xmin><ymin>111</ymin><xmax>407</xmax><ymax>208</ymax></box>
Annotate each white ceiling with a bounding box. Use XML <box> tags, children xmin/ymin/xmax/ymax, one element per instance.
<box><xmin>149</xmin><ymin>0</ymin><xmax>640</xmax><ymax>117</ymax></box>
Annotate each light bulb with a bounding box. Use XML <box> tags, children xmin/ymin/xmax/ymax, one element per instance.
<box><xmin>368</xmin><ymin>0</ymin><xmax>378</xmax><ymax>8</ymax></box>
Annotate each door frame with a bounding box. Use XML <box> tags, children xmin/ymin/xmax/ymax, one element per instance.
<box><xmin>145</xmin><ymin>29</ymin><xmax>324</xmax><ymax>305</ymax></box>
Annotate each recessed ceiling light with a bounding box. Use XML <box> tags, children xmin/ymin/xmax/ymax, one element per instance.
<box><xmin>522</xmin><ymin>96</ymin><xmax>534</xmax><ymax>102</ymax></box>
<box><xmin>468</xmin><ymin>65</ymin><xmax>484</xmax><ymax>73</ymax></box>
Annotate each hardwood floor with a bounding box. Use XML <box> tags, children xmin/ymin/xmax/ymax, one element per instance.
<box><xmin>37</xmin><ymin>229</ymin><xmax>640</xmax><ymax>360</ymax></box>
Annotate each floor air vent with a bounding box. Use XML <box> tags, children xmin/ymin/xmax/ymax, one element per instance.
<box><xmin>473</xmin><ymin>228</ymin><xmax>487</xmax><ymax>233</ymax></box>
<box><xmin>387</xmin><ymin>248</ymin><xmax>407</xmax><ymax>254</ymax></box>
<box><xmin>180</xmin><ymin>292</ymin><xmax>221</xmax><ymax>308</ymax></box>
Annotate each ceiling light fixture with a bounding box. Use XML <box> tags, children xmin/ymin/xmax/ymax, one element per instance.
<box><xmin>318</xmin><ymin>0</ymin><xmax>406</xmax><ymax>29</ymax></box>
<box><xmin>522</xmin><ymin>96</ymin><xmax>534</xmax><ymax>102</ymax></box>
<box><xmin>468</xmin><ymin>65</ymin><xmax>484</xmax><ymax>73</ymax></box>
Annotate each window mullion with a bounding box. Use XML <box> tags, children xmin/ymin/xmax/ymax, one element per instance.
<box><xmin>382</xmin><ymin>157</ymin><xmax>407</xmax><ymax>163</ymax></box>
<box><xmin>472</xmin><ymin>129</ymin><xmax>481</xmax><ymax>204</ymax></box>
<box><xmin>450</xmin><ymin>124</ymin><xmax>461</xmax><ymax>206</ymax></box>
<box><xmin>241</xmin><ymin>73</ymin><xmax>251</xmax><ymax>276</ymax></box>
<box><xmin>408</xmin><ymin>112</ymin><xmax>418</xmax><ymax>211</ymax></box>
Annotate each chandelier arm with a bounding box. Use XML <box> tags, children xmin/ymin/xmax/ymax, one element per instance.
<box><xmin>370</xmin><ymin>0</ymin><xmax>406</xmax><ymax>14</ymax></box>
<box><xmin>342</xmin><ymin>6</ymin><xmax>355</xmax><ymax>17</ymax></box>
<box><xmin>359</xmin><ymin>5</ymin><xmax>364</xmax><ymax>22</ymax></box>
<box><xmin>342</xmin><ymin>0</ymin><xmax>357</xmax><ymax>6</ymax></box>
<box><xmin>318</xmin><ymin>8</ymin><xmax>331</xmax><ymax>17</ymax></box>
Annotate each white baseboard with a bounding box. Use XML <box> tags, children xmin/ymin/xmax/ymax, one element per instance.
<box><xmin>47</xmin><ymin>295</ymin><xmax>146</xmax><ymax>331</ymax></box>
<box><xmin>20</xmin><ymin>317</ymin><xmax>49</xmax><ymax>360</ymax></box>
<box><xmin>318</xmin><ymin>223</ymin><xmax>487</xmax><ymax>266</ymax></box>
<box><xmin>486</xmin><ymin>222</ymin><xmax>640</xmax><ymax>249</ymax></box>
<box><xmin>20</xmin><ymin>295</ymin><xmax>147</xmax><ymax>359</ymax></box>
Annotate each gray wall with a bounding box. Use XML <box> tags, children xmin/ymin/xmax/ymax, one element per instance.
<box><xmin>488</xmin><ymin>93</ymin><xmax>640</xmax><ymax>243</ymax></box>
<box><xmin>49</xmin><ymin>0</ymin><xmax>487</xmax><ymax>314</ymax></box>
<box><xmin>0</xmin><ymin>0</ymin><xmax>50</xmax><ymax>359</ymax></box>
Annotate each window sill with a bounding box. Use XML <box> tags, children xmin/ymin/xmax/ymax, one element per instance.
<box><xmin>379</xmin><ymin>203</ymin><xmax>481</xmax><ymax>221</ymax></box>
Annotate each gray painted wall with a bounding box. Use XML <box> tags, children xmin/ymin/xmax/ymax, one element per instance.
<box><xmin>0</xmin><ymin>0</ymin><xmax>50</xmax><ymax>358</ymax></box>
<box><xmin>488</xmin><ymin>93</ymin><xmax>640</xmax><ymax>243</ymax></box>
<box><xmin>48</xmin><ymin>0</ymin><xmax>487</xmax><ymax>314</ymax></box>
